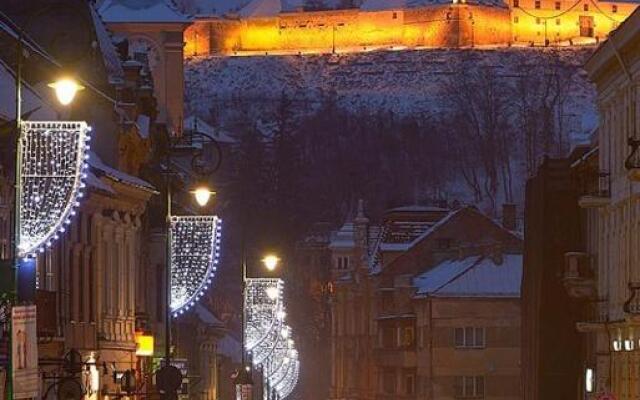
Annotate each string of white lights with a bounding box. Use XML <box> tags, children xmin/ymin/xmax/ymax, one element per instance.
<box><xmin>18</xmin><ymin>121</ymin><xmax>91</xmax><ymax>258</ymax></box>
<box><xmin>170</xmin><ymin>215</ymin><xmax>221</xmax><ymax>316</ymax></box>
<box><xmin>246</xmin><ymin>278</ymin><xmax>299</xmax><ymax>400</ymax></box>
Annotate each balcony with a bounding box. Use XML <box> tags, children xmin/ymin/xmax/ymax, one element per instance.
<box><xmin>626</xmin><ymin>138</ymin><xmax>640</xmax><ymax>182</ymax></box>
<box><xmin>562</xmin><ymin>252</ymin><xmax>596</xmax><ymax>300</ymax></box>
<box><xmin>578</xmin><ymin>171</ymin><xmax>610</xmax><ymax>208</ymax></box>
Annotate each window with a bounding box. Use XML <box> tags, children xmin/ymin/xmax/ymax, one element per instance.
<box><xmin>381</xmin><ymin>326</ymin><xmax>396</xmax><ymax>348</ymax></box>
<box><xmin>554</xmin><ymin>1</ymin><xmax>561</xmax><ymax>9</ymax></box>
<box><xmin>556</xmin><ymin>18</ymin><xmax>561</xmax><ymax>25</ymax></box>
<box><xmin>583</xmin><ymin>3</ymin><xmax>589</xmax><ymax>11</ymax></box>
<box><xmin>536</xmin><ymin>17</ymin><xmax>542</xmax><ymax>24</ymax></box>
<box><xmin>454</xmin><ymin>376</ymin><xmax>485</xmax><ymax>398</ymax></box>
<box><xmin>534</xmin><ymin>0</ymin><xmax>541</xmax><ymax>8</ymax></box>
<box><xmin>336</xmin><ymin>256</ymin><xmax>350</xmax><ymax>270</ymax></box>
<box><xmin>399</xmin><ymin>326</ymin><xmax>415</xmax><ymax>347</ymax></box>
<box><xmin>405</xmin><ymin>374</ymin><xmax>415</xmax><ymax>395</ymax></box>
<box><xmin>513</xmin><ymin>0</ymin><xmax>519</xmax><ymax>7</ymax></box>
<box><xmin>382</xmin><ymin>369</ymin><xmax>396</xmax><ymax>394</ymax></box>
<box><xmin>612</xmin><ymin>4</ymin><xmax>618</xmax><ymax>12</ymax></box>
<box><xmin>514</xmin><ymin>16</ymin><xmax>519</xmax><ymax>23</ymax></box>
<box><xmin>454</xmin><ymin>327</ymin><xmax>485</xmax><ymax>348</ymax></box>
<box><xmin>392</xmin><ymin>11</ymin><xmax>398</xmax><ymax>19</ymax></box>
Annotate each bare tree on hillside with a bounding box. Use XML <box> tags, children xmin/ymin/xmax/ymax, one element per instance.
<box><xmin>442</xmin><ymin>63</ymin><xmax>514</xmax><ymax>215</ymax></box>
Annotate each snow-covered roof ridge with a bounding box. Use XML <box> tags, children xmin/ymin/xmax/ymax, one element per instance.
<box><xmin>98</xmin><ymin>0</ymin><xmax>192</xmax><ymax>23</ymax></box>
<box><xmin>90</xmin><ymin>4</ymin><xmax>125</xmax><ymax>82</ymax></box>
<box><xmin>413</xmin><ymin>254</ymin><xmax>523</xmax><ymax>298</ymax></box>
<box><xmin>194</xmin><ymin>303</ymin><xmax>226</xmax><ymax>327</ymax></box>
<box><xmin>88</xmin><ymin>151</ymin><xmax>157</xmax><ymax>192</ymax></box>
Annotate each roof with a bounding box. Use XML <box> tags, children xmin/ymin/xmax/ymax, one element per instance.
<box><xmin>184</xmin><ymin>115</ymin><xmax>236</xmax><ymax>144</ymax></box>
<box><xmin>413</xmin><ymin>254</ymin><xmax>522</xmax><ymax>298</ymax></box>
<box><xmin>90</xmin><ymin>5</ymin><xmax>124</xmax><ymax>82</ymax></box>
<box><xmin>98</xmin><ymin>0</ymin><xmax>192</xmax><ymax>23</ymax></box>
<box><xmin>194</xmin><ymin>304</ymin><xmax>225</xmax><ymax>327</ymax></box>
<box><xmin>88</xmin><ymin>151</ymin><xmax>157</xmax><ymax>192</ymax></box>
<box><xmin>217</xmin><ymin>334</ymin><xmax>242</xmax><ymax>363</ymax></box>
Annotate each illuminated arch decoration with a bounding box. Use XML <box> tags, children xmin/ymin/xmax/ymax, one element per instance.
<box><xmin>245</xmin><ymin>278</ymin><xmax>300</xmax><ymax>400</ymax></box>
<box><xmin>170</xmin><ymin>215</ymin><xmax>221</xmax><ymax>316</ymax></box>
<box><xmin>18</xmin><ymin>121</ymin><xmax>91</xmax><ymax>258</ymax></box>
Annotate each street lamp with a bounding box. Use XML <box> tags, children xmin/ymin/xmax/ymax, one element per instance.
<box><xmin>47</xmin><ymin>78</ymin><xmax>85</xmax><ymax>106</ymax></box>
<box><xmin>190</xmin><ymin>186</ymin><xmax>216</xmax><ymax>208</ymax></box>
<box><xmin>237</xmin><ymin>253</ymin><xmax>281</xmax><ymax>400</ymax></box>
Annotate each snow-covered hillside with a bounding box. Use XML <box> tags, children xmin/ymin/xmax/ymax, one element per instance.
<box><xmin>185</xmin><ymin>47</ymin><xmax>597</xmax><ymax>143</ymax></box>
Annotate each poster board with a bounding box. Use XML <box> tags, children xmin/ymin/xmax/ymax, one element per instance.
<box><xmin>11</xmin><ymin>305</ymin><xmax>38</xmax><ymax>399</ymax></box>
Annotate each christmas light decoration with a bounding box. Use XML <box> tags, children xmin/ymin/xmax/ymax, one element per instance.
<box><xmin>170</xmin><ymin>215</ymin><xmax>221</xmax><ymax>316</ymax></box>
<box><xmin>245</xmin><ymin>278</ymin><xmax>299</xmax><ymax>399</ymax></box>
<box><xmin>18</xmin><ymin>121</ymin><xmax>91</xmax><ymax>257</ymax></box>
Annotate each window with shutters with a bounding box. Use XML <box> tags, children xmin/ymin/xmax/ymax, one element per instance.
<box><xmin>454</xmin><ymin>376</ymin><xmax>485</xmax><ymax>398</ymax></box>
<box><xmin>454</xmin><ymin>327</ymin><xmax>485</xmax><ymax>348</ymax></box>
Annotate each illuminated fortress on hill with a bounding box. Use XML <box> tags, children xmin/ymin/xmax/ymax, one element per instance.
<box><xmin>184</xmin><ymin>0</ymin><xmax>638</xmax><ymax>55</ymax></box>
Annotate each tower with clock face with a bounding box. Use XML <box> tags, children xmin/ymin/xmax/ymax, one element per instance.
<box><xmin>98</xmin><ymin>0</ymin><xmax>192</xmax><ymax>136</ymax></box>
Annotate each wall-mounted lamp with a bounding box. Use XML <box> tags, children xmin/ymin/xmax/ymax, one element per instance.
<box><xmin>613</xmin><ymin>339</ymin><xmax>622</xmax><ymax>352</ymax></box>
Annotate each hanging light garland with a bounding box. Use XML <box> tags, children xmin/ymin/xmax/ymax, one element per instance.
<box><xmin>18</xmin><ymin>121</ymin><xmax>91</xmax><ymax>258</ymax></box>
<box><xmin>245</xmin><ymin>278</ymin><xmax>300</xmax><ymax>400</ymax></box>
<box><xmin>170</xmin><ymin>215</ymin><xmax>221</xmax><ymax>316</ymax></box>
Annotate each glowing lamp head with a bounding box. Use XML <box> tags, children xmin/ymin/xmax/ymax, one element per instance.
<box><xmin>48</xmin><ymin>78</ymin><xmax>84</xmax><ymax>106</ymax></box>
<box><xmin>262</xmin><ymin>254</ymin><xmax>280</xmax><ymax>271</ymax></box>
<box><xmin>191</xmin><ymin>186</ymin><xmax>215</xmax><ymax>207</ymax></box>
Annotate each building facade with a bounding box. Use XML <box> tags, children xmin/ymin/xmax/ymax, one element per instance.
<box><xmin>330</xmin><ymin>204</ymin><xmax>523</xmax><ymax>400</ymax></box>
<box><xmin>582</xmin><ymin>9</ymin><xmax>640</xmax><ymax>399</ymax></box>
<box><xmin>183</xmin><ymin>0</ymin><xmax>638</xmax><ymax>56</ymax></box>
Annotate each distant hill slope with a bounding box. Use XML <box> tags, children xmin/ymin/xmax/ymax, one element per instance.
<box><xmin>185</xmin><ymin>47</ymin><xmax>596</xmax><ymax>142</ymax></box>
<box><xmin>184</xmin><ymin>47</ymin><xmax>598</xmax><ymax>215</ymax></box>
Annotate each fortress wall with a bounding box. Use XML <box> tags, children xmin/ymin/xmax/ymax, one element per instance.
<box><xmin>184</xmin><ymin>0</ymin><xmax>638</xmax><ymax>56</ymax></box>
<box><xmin>457</xmin><ymin>4</ymin><xmax>513</xmax><ymax>46</ymax></box>
<box><xmin>509</xmin><ymin>0</ymin><xmax>637</xmax><ymax>44</ymax></box>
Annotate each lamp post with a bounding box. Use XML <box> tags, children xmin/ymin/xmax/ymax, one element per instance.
<box><xmin>236</xmin><ymin>253</ymin><xmax>280</xmax><ymax>400</ymax></box>
<box><xmin>9</xmin><ymin>14</ymin><xmax>84</xmax><ymax>399</ymax></box>
<box><xmin>155</xmin><ymin>128</ymin><xmax>221</xmax><ymax>399</ymax></box>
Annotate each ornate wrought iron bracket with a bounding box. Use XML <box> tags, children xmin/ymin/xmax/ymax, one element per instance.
<box><xmin>624</xmin><ymin>137</ymin><xmax>640</xmax><ymax>171</ymax></box>
<box><xmin>623</xmin><ymin>281</ymin><xmax>640</xmax><ymax>314</ymax></box>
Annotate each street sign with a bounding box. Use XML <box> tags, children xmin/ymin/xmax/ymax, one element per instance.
<box><xmin>11</xmin><ymin>305</ymin><xmax>38</xmax><ymax>399</ymax></box>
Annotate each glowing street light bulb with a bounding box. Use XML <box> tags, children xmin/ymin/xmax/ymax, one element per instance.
<box><xmin>262</xmin><ymin>254</ymin><xmax>280</xmax><ymax>271</ymax></box>
<box><xmin>266</xmin><ymin>286</ymin><xmax>279</xmax><ymax>300</ymax></box>
<box><xmin>48</xmin><ymin>78</ymin><xmax>84</xmax><ymax>106</ymax></box>
<box><xmin>191</xmin><ymin>186</ymin><xmax>215</xmax><ymax>207</ymax></box>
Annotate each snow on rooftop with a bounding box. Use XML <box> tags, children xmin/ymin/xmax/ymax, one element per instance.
<box><xmin>89</xmin><ymin>151</ymin><xmax>156</xmax><ymax>192</ymax></box>
<box><xmin>194</xmin><ymin>304</ymin><xmax>225</xmax><ymax>326</ymax></box>
<box><xmin>90</xmin><ymin>5</ymin><xmax>124</xmax><ymax>82</ymax></box>
<box><xmin>184</xmin><ymin>115</ymin><xmax>237</xmax><ymax>144</ymax></box>
<box><xmin>218</xmin><ymin>334</ymin><xmax>242</xmax><ymax>363</ymax></box>
<box><xmin>414</xmin><ymin>254</ymin><xmax>522</xmax><ymax>298</ymax></box>
<box><xmin>413</xmin><ymin>256</ymin><xmax>481</xmax><ymax>295</ymax></box>
<box><xmin>98</xmin><ymin>0</ymin><xmax>191</xmax><ymax>23</ymax></box>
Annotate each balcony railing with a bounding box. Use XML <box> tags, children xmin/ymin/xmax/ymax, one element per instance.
<box><xmin>562</xmin><ymin>252</ymin><xmax>596</xmax><ymax>300</ymax></box>
<box><xmin>578</xmin><ymin>171</ymin><xmax>611</xmax><ymax>208</ymax></box>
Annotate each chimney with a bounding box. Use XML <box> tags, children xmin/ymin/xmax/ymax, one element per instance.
<box><xmin>502</xmin><ymin>203</ymin><xmax>517</xmax><ymax>231</ymax></box>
